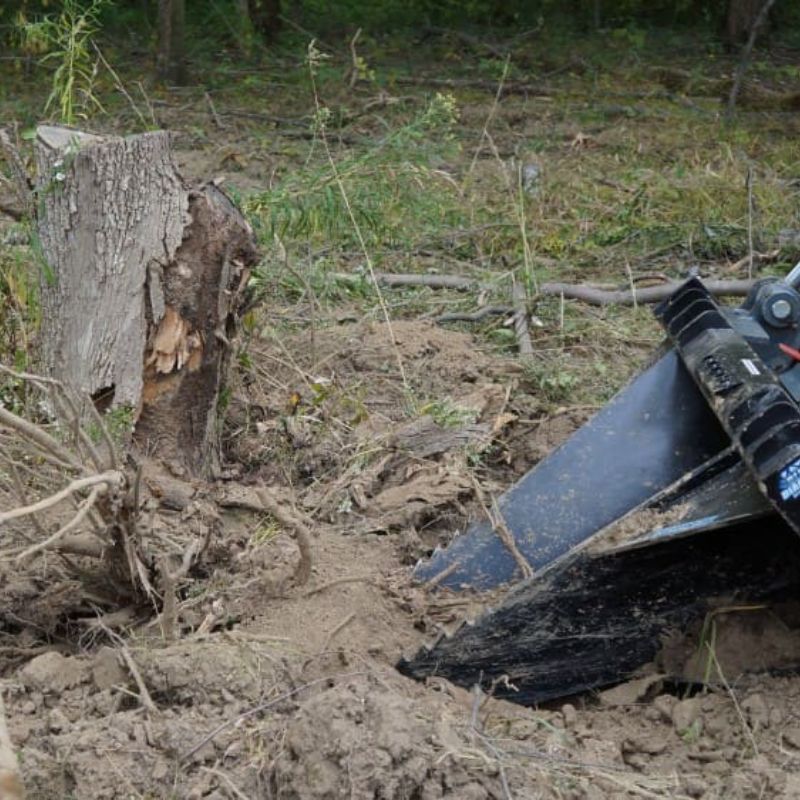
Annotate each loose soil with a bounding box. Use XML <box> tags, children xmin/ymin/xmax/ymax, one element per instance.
<box><xmin>3</xmin><ymin>317</ymin><xmax>800</xmax><ymax>799</ymax></box>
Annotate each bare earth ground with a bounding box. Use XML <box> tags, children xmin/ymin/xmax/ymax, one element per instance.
<box><xmin>3</xmin><ymin>33</ymin><xmax>800</xmax><ymax>800</ymax></box>
<box><xmin>1</xmin><ymin>319</ymin><xmax>799</xmax><ymax>800</ymax></box>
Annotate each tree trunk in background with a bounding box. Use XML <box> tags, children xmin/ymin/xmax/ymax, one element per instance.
<box><xmin>157</xmin><ymin>0</ymin><xmax>187</xmax><ymax>84</ymax></box>
<box><xmin>248</xmin><ymin>0</ymin><xmax>282</xmax><ymax>41</ymax></box>
<box><xmin>725</xmin><ymin>0</ymin><xmax>770</xmax><ymax>49</ymax></box>
<box><xmin>35</xmin><ymin>126</ymin><xmax>259</xmax><ymax>478</ymax></box>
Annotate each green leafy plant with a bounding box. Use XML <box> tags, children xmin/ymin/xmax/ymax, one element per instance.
<box><xmin>419</xmin><ymin>399</ymin><xmax>478</xmax><ymax>429</ymax></box>
<box><xmin>17</xmin><ymin>0</ymin><xmax>110</xmax><ymax>124</ymax></box>
<box><xmin>523</xmin><ymin>359</ymin><xmax>579</xmax><ymax>405</ymax></box>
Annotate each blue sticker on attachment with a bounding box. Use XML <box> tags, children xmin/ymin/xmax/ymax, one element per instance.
<box><xmin>779</xmin><ymin>459</ymin><xmax>800</xmax><ymax>501</ymax></box>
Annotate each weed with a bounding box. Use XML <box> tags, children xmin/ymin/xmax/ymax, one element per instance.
<box><xmin>16</xmin><ymin>0</ymin><xmax>109</xmax><ymax>124</ymax></box>
<box><xmin>522</xmin><ymin>359</ymin><xmax>580</xmax><ymax>405</ymax></box>
<box><xmin>87</xmin><ymin>404</ymin><xmax>134</xmax><ymax>447</ymax></box>
<box><xmin>0</xmin><ymin>246</ymin><xmax>39</xmax><ymax>369</ymax></box>
<box><xmin>419</xmin><ymin>399</ymin><xmax>478</xmax><ymax>429</ymax></box>
<box><xmin>245</xmin><ymin>93</ymin><xmax>462</xmax><ymax>252</ymax></box>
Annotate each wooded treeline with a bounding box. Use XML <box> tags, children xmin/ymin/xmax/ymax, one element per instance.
<box><xmin>3</xmin><ymin>0</ymin><xmax>800</xmax><ymax>51</ymax></box>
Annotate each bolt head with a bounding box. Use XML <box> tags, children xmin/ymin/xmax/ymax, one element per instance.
<box><xmin>772</xmin><ymin>298</ymin><xmax>793</xmax><ymax>320</ymax></box>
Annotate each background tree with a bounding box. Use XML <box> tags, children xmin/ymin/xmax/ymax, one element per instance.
<box><xmin>156</xmin><ymin>0</ymin><xmax>186</xmax><ymax>83</ymax></box>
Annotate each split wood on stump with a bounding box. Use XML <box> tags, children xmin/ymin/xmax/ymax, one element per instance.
<box><xmin>35</xmin><ymin>126</ymin><xmax>259</xmax><ymax>478</ymax></box>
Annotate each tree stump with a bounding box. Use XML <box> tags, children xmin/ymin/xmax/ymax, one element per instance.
<box><xmin>35</xmin><ymin>126</ymin><xmax>259</xmax><ymax>478</ymax></box>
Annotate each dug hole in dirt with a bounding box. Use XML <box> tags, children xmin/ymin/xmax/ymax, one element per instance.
<box><xmin>4</xmin><ymin>318</ymin><xmax>800</xmax><ymax>800</ymax></box>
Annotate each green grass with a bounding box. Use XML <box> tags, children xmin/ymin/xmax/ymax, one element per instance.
<box><xmin>2</xmin><ymin>25</ymin><xmax>800</xmax><ymax>413</ymax></box>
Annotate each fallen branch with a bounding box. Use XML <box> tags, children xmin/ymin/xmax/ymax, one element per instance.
<box><xmin>539</xmin><ymin>278</ymin><xmax>755</xmax><ymax>306</ymax></box>
<box><xmin>334</xmin><ymin>271</ymin><xmax>756</xmax><ymax>306</ymax></box>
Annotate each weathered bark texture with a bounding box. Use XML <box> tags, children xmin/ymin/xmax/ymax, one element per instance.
<box><xmin>35</xmin><ymin>126</ymin><xmax>259</xmax><ymax>478</ymax></box>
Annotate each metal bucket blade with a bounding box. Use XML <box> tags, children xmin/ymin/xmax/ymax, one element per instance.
<box><xmin>413</xmin><ymin>350</ymin><xmax>731</xmax><ymax>590</ymax></box>
<box><xmin>400</xmin><ymin>520</ymin><xmax>800</xmax><ymax>706</ymax></box>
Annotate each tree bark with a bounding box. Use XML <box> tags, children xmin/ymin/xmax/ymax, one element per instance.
<box><xmin>35</xmin><ymin>126</ymin><xmax>259</xmax><ymax>478</ymax></box>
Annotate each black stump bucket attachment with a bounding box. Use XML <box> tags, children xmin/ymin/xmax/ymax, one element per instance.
<box><xmin>399</xmin><ymin>270</ymin><xmax>800</xmax><ymax>705</ymax></box>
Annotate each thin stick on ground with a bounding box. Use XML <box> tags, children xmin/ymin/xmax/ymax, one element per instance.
<box><xmin>118</xmin><ymin>645</ymin><xmax>159</xmax><ymax>715</ymax></box>
<box><xmin>303</xmin><ymin>612</ymin><xmax>357</xmax><ymax>671</ymax></box>
<box><xmin>707</xmin><ymin>643</ymin><xmax>760</xmax><ymax>755</ymax></box>
<box><xmin>470</xmin><ymin>475</ymin><xmax>533</xmax><ymax>580</ymax></box>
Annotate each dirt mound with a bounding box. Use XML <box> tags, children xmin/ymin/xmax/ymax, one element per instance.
<box><xmin>272</xmin><ymin>675</ymin><xmax>501</xmax><ymax>800</ymax></box>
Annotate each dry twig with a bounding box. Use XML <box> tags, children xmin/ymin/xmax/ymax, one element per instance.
<box><xmin>470</xmin><ymin>476</ymin><xmax>533</xmax><ymax>580</ymax></box>
<box><xmin>255</xmin><ymin>487</ymin><xmax>314</xmax><ymax>585</ymax></box>
<box><xmin>512</xmin><ymin>283</ymin><xmax>534</xmax><ymax>358</ymax></box>
<box><xmin>118</xmin><ymin>645</ymin><xmax>159</xmax><ymax>715</ymax></box>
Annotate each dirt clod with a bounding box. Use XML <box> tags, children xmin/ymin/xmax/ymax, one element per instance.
<box><xmin>20</xmin><ymin>652</ymin><xmax>87</xmax><ymax>693</ymax></box>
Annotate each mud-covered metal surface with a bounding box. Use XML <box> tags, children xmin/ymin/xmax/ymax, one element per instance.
<box><xmin>400</xmin><ymin>521</ymin><xmax>800</xmax><ymax>705</ymax></box>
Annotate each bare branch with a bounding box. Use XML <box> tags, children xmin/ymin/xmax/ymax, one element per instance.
<box><xmin>0</xmin><ymin>470</ymin><xmax>123</xmax><ymax>525</ymax></box>
<box><xmin>15</xmin><ymin>483</ymin><xmax>105</xmax><ymax>563</ymax></box>
<box><xmin>0</xmin><ymin>405</ymin><xmax>85</xmax><ymax>473</ymax></box>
